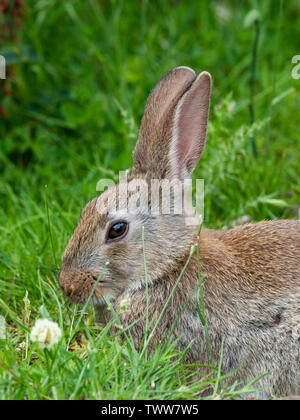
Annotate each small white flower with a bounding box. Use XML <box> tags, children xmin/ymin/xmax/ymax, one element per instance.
<box><xmin>16</xmin><ymin>341</ymin><xmax>26</xmax><ymax>352</ymax></box>
<box><xmin>30</xmin><ymin>319</ymin><xmax>62</xmax><ymax>350</ymax></box>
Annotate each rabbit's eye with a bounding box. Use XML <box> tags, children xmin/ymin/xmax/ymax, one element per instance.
<box><xmin>107</xmin><ymin>221</ymin><xmax>129</xmax><ymax>242</ymax></box>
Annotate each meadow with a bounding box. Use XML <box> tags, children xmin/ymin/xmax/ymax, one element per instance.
<box><xmin>0</xmin><ymin>0</ymin><xmax>300</xmax><ymax>400</ymax></box>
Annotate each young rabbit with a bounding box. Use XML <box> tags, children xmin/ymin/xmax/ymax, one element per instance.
<box><xmin>59</xmin><ymin>67</ymin><xmax>300</xmax><ymax>398</ymax></box>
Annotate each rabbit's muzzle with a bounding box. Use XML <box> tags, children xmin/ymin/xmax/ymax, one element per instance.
<box><xmin>59</xmin><ymin>268</ymin><xmax>106</xmax><ymax>305</ymax></box>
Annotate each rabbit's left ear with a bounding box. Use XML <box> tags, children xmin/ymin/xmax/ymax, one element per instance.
<box><xmin>168</xmin><ymin>71</ymin><xmax>212</xmax><ymax>179</ymax></box>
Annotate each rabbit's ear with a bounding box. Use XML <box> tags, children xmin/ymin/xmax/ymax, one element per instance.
<box><xmin>132</xmin><ymin>66</ymin><xmax>196</xmax><ymax>174</ymax></box>
<box><xmin>168</xmin><ymin>71</ymin><xmax>212</xmax><ymax>179</ymax></box>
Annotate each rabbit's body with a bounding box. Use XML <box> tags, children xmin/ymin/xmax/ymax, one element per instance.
<box><xmin>105</xmin><ymin>220</ymin><xmax>300</xmax><ymax>397</ymax></box>
<box><xmin>59</xmin><ymin>66</ymin><xmax>300</xmax><ymax>397</ymax></box>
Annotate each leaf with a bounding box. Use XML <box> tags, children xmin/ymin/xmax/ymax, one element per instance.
<box><xmin>258</xmin><ymin>197</ymin><xmax>288</xmax><ymax>208</ymax></box>
<box><xmin>19</xmin><ymin>44</ymin><xmax>40</xmax><ymax>62</ymax></box>
<box><xmin>39</xmin><ymin>305</ymin><xmax>51</xmax><ymax>320</ymax></box>
<box><xmin>271</xmin><ymin>88</ymin><xmax>295</xmax><ymax>106</ymax></box>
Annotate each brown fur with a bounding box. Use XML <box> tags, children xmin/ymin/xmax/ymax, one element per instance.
<box><xmin>59</xmin><ymin>67</ymin><xmax>300</xmax><ymax>397</ymax></box>
<box><xmin>133</xmin><ymin>66</ymin><xmax>196</xmax><ymax>174</ymax></box>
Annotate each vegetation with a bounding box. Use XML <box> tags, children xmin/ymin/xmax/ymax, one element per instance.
<box><xmin>0</xmin><ymin>0</ymin><xmax>299</xmax><ymax>400</ymax></box>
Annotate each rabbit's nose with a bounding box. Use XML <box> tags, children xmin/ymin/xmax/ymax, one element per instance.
<box><xmin>59</xmin><ymin>271</ymin><xmax>75</xmax><ymax>296</ymax></box>
<box><xmin>62</xmin><ymin>283</ymin><xmax>75</xmax><ymax>297</ymax></box>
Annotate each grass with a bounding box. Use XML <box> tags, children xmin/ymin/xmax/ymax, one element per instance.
<box><xmin>0</xmin><ymin>0</ymin><xmax>300</xmax><ymax>400</ymax></box>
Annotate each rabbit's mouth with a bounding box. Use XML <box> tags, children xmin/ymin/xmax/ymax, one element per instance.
<box><xmin>88</xmin><ymin>289</ymin><xmax>114</xmax><ymax>308</ymax></box>
<box><xmin>59</xmin><ymin>268</ymin><xmax>111</xmax><ymax>306</ymax></box>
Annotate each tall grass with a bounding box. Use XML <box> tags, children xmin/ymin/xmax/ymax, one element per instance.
<box><xmin>0</xmin><ymin>0</ymin><xmax>299</xmax><ymax>400</ymax></box>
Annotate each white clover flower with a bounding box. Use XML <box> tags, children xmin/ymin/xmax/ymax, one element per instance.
<box><xmin>30</xmin><ymin>319</ymin><xmax>62</xmax><ymax>350</ymax></box>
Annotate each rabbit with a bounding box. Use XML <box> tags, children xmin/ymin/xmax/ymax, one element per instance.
<box><xmin>59</xmin><ymin>66</ymin><xmax>300</xmax><ymax>398</ymax></box>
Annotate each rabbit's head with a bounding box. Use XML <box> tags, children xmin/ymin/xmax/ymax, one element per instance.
<box><xmin>59</xmin><ymin>67</ymin><xmax>211</xmax><ymax>306</ymax></box>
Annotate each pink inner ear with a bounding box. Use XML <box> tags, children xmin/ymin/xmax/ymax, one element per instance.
<box><xmin>133</xmin><ymin>67</ymin><xmax>196</xmax><ymax>174</ymax></box>
<box><xmin>170</xmin><ymin>71</ymin><xmax>211</xmax><ymax>179</ymax></box>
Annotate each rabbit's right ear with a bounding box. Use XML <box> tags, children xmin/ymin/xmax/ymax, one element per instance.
<box><xmin>168</xmin><ymin>71</ymin><xmax>212</xmax><ymax>179</ymax></box>
<box><xmin>132</xmin><ymin>66</ymin><xmax>196</xmax><ymax>174</ymax></box>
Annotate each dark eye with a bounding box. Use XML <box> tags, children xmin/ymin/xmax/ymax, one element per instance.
<box><xmin>107</xmin><ymin>221</ymin><xmax>129</xmax><ymax>242</ymax></box>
